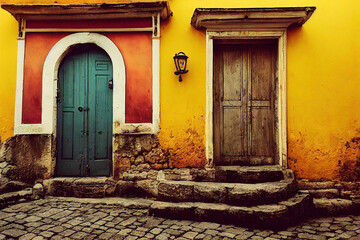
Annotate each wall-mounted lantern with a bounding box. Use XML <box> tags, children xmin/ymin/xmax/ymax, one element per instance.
<box><xmin>173</xmin><ymin>52</ymin><xmax>188</xmax><ymax>82</ymax></box>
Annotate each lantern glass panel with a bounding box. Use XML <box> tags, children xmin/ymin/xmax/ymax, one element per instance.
<box><xmin>174</xmin><ymin>58</ymin><xmax>180</xmax><ymax>72</ymax></box>
<box><xmin>179</xmin><ymin>59</ymin><xmax>186</xmax><ymax>71</ymax></box>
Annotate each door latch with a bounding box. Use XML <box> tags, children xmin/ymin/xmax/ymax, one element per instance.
<box><xmin>108</xmin><ymin>79</ymin><xmax>113</xmax><ymax>89</ymax></box>
<box><xmin>81</xmin><ymin>130</ymin><xmax>88</xmax><ymax>135</ymax></box>
<box><xmin>78</xmin><ymin>107</ymin><xmax>90</xmax><ymax>112</ymax></box>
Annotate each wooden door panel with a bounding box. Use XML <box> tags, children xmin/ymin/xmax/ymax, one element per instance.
<box><xmin>250</xmin><ymin>46</ymin><xmax>273</xmax><ymax>101</ymax></box>
<box><xmin>250</xmin><ymin>108</ymin><xmax>274</xmax><ymax>156</ymax></box>
<box><xmin>57</xmin><ymin>53</ymin><xmax>86</xmax><ymax>176</ymax></box>
<box><xmin>214</xmin><ymin>45</ymin><xmax>248</xmax><ymax>165</ymax></box>
<box><xmin>61</xmin><ymin>112</ymin><xmax>74</xmax><ymax>159</ymax></box>
<box><xmin>249</xmin><ymin>45</ymin><xmax>275</xmax><ymax>162</ymax></box>
<box><xmin>223</xmin><ymin>107</ymin><xmax>243</xmax><ymax>155</ymax></box>
<box><xmin>94</xmin><ymin>75</ymin><xmax>110</xmax><ymax>159</ymax></box>
<box><xmin>223</xmin><ymin>48</ymin><xmax>242</xmax><ymax>101</ymax></box>
<box><xmin>88</xmin><ymin>50</ymin><xmax>113</xmax><ymax>176</ymax></box>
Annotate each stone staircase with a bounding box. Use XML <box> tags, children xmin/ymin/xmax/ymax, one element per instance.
<box><xmin>151</xmin><ymin>165</ymin><xmax>312</xmax><ymax>229</ymax></box>
<box><xmin>42</xmin><ymin>165</ymin><xmax>313</xmax><ymax>229</ymax></box>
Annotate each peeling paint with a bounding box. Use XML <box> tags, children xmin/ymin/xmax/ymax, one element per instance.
<box><xmin>288</xmin><ymin>127</ymin><xmax>360</xmax><ymax>181</ymax></box>
<box><xmin>338</xmin><ymin>130</ymin><xmax>360</xmax><ymax>181</ymax></box>
<box><xmin>159</xmin><ymin>118</ymin><xmax>206</xmax><ymax>168</ymax></box>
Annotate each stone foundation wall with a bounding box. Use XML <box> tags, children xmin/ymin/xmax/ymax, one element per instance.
<box><xmin>0</xmin><ymin>134</ymin><xmax>194</xmax><ymax>184</ymax></box>
<box><xmin>0</xmin><ymin>135</ymin><xmax>54</xmax><ymax>184</ymax></box>
<box><xmin>113</xmin><ymin>134</ymin><xmax>174</xmax><ymax>179</ymax></box>
<box><xmin>298</xmin><ymin>180</ymin><xmax>360</xmax><ymax>200</ymax></box>
<box><xmin>298</xmin><ymin>179</ymin><xmax>360</xmax><ymax>215</ymax></box>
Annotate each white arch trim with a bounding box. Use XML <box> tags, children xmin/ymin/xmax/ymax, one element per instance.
<box><xmin>43</xmin><ymin>32</ymin><xmax>126</xmax><ymax>134</ymax></box>
<box><xmin>14</xmin><ymin>32</ymin><xmax>160</xmax><ymax>135</ymax></box>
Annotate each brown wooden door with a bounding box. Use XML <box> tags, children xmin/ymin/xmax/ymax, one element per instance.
<box><xmin>213</xmin><ymin>41</ymin><xmax>277</xmax><ymax>165</ymax></box>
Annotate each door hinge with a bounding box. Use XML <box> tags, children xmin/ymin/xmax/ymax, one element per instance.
<box><xmin>56</xmin><ymin>89</ymin><xmax>62</xmax><ymax>103</ymax></box>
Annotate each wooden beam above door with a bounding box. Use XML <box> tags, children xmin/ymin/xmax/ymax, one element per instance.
<box><xmin>1</xmin><ymin>1</ymin><xmax>172</xmax><ymax>21</ymax></box>
<box><xmin>191</xmin><ymin>7</ymin><xmax>316</xmax><ymax>30</ymax></box>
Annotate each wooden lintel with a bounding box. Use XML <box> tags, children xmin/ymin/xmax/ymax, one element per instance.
<box><xmin>191</xmin><ymin>7</ymin><xmax>316</xmax><ymax>30</ymax></box>
<box><xmin>1</xmin><ymin>2</ymin><xmax>172</xmax><ymax>21</ymax></box>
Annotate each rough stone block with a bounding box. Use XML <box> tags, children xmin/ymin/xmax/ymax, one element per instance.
<box><xmin>133</xmin><ymin>163</ymin><xmax>151</xmax><ymax>171</ymax></box>
<box><xmin>47</xmin><ymin>179</ymin><xmax>74</xmax><ymax>196</ymax></box>
<box><xmin>122</xmin><ymin>171</ymin><xmax>150</xmax><ymax>181</ymax></box>
<box><xmin>145</xmin><ymin>149</ymin><xmax>167</xmax><ymax>164</ymax></box>
<box><xmin>193</xmin><ymin>183</ymin><xmax>227</xmax><ymax>203</ymax></box>
<box><xmin>195</xmin><ymin>203</ymin><xmax>230</xmax><ymax>223</ymax></box>
<box><xmin>298</xmin><ymin>181</ymin><xmax>335</xmax><ymax>190</ymax></box>
<box><xmin>72</xmin><ymin>179</ymin><xmax>106</xmax><ymax>198</ymax></box>
<box><xmin>309</xmin><ymin>189</ymin><xmax>339</xmax><ymax>198</ymax></box>
<box><xmin>313</xmin><ymin>198</ymin><xmax>354</xmax><ymax>216</ymax></box>
<box><xmin>136</xmin><ymin>179</ymin><xmax>159</xmax><ymax>198</ymax></box>
<box><xmin>151</xmin><ymin>163</ymin><xmax>165</xmax><ymax>170</ymax></box>
<box><xmin>114</xmin><ymin>180</ymin><xmax>136</xmax><ymax>196</ymax></box>
<box><xmin>134</xmin><ymin>156</ymin><xmax>145</xmax><ymax>165</ymax></box>
<box><xmin>190</xmin><ymin>169</ymin><xmax>215</xmax><ymax>182</ymax></box>
<box><xmin>0</xmin><ymin>181</ymin><xmax>29</xmax><ymax>194</ymax></box>
<box><xmin>149</xmin><ymin>202</ymin><xmax>195</xmax><ymax>221</ymax></box>
<box><xmin>32</xmin><ymin>183</ymin><xmax>44</xmax><ymax>198</ymax></box>
<box><xmin>340</xmin><ymin>182</ymin><xmax>359</xmax><ymax>191</ymax></box>
<box><xmin>0</xmin><ymin>162</ymin><xmax>7</xmax><ymax>169</ymax></box>
<box><xmin>158</xmin><ymin>181</ymin><xmax>194</xmax><ymax>201</ymax></box>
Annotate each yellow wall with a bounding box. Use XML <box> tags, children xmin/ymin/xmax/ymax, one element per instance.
<box><xmin>1</xmin><ymin>0</ymin><xmax>360</xmax><ymax>179</ymax></box>
<box><xmin>0</xmin><ymin>9</ymin><xmax>17</xmax><ymax>142</ymax></box>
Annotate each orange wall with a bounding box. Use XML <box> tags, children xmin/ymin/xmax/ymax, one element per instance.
<box><xmin>105</xmin><ymin>33</ymin><xmax>153</xmax><ymax>123</ymax></box>
<box><xmin>22</xmin><ymin>31</ymin><xmax>152</xmax><ymax>124</ymax></box>
<box><xmin>23</xmin><ymin>33</ymin><xmax>67</xmax><ymax>123</ymax></box>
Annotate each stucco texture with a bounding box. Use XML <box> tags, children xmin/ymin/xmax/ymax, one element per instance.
<box><xmin>0</xmin><ymin>0</ymin><xmax>360</xmax><ymax>179</ymax></box>
<box><xmin>0</xmin><ymin>9</ymin><xmax>17</xmax><ymax>141</ymax></box>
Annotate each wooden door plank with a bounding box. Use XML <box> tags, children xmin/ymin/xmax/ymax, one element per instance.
<box><xmin>56</xmin><ymin>52</ymin><xmax>86</xmax><ymax>176</ymax></box>
<box><xmin>213</xmin><ymin>46</ymin><xmax>222</xmax><ymax>164</ymax></box>
<box><xmin>222</xmin><ymin>47</ymin><xmax>243</xmax><ymax>160</ymax></box>
<box><xmin>249</xmin><ymin>44</ymin><xmax>276</xmax><ymax>162</ymax></box>
<box><xmin>88</xmin><ymin>47</ymin><xmax>113</xmax><ymax>176</ymax></box>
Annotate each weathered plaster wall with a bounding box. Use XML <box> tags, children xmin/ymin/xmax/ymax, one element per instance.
<box><xmin>0</xmin><ymin>0</ymin><xmax>360</xmax><ymax>179</ymax></box>
<box><xmin>0</xmin><ymin>135</ymin><xmax>54</xmax><ymax>183</ymax></box>
<box><xmin>21</xmin><ymin>31</ymin><xmax>153</xmax><ymax>124</ymax></box>
<box><xmin>286</xmin><ymin>1</ymin><xmax>360</xmax><ymax>180</ymax></box>
<box><xmin>158</xmin><ymin>0</ymin><xmax>360</xmax><ymax>175</ymax></box>
<box><xmin>0</xmin><ymin>9</ymin><xmax>17</xmax><ymax>141</ymax></box>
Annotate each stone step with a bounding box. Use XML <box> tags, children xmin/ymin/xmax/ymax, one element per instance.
<box><xmin>44</xmin><ymin>175</ymin><xmax>298</xmax><ymax>206</ymax></box>
<box><xmin>0</xmin><ymin>188</ymin><xmax>33</xmax><ymax>208</ymax></box>
<box><xmin>158</xmin><ymin>178</ymin><xmax>298</xmax><ymax>206</ymax></box>
<box><xmin>149</xmin><ymin>191</ymin><xmax>312</xmax><ymax>229</ymax></box>
<box><xmin>162</xmin><ymin>165</ymin><xmax>287</xmax><ymax>183</ymax></box>
<box><xmin>313</xmin><ymin>198</ymin><xmax>360</xmax><ymax>216</ymax></box>
<box><xmin>0</xmin><ymin>180</ymin><xmax>31</xmax><ymax>194</ymax></box>
<box><xmin>43</xmin><ymin>177</ymin><xmax>115</xmax><ymax>198</ymax></box>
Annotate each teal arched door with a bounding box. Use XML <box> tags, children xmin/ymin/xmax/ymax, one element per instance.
<box><xmin>56</xmin><ymin>44</ymin><xmax>113</xmax><ymax>177</ymax></box>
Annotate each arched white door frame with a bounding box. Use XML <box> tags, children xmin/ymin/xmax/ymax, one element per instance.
<box><xmin>42</xmin><ymin>32</ymin><xmax>126</xmax><ymax>135</ymax></box>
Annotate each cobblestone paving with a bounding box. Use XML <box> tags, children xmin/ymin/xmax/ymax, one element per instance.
<box><xmin>0</xmin><ymin>198</ymin><xmax>359</xmax><ymax>240</ymax></box>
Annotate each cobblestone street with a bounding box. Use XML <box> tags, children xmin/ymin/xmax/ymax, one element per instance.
<box><xmin>0</xmin><ymin>197</ymin><xmax>359</xmax><ymax>240</ymax></box>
